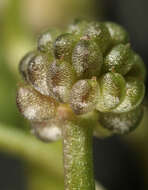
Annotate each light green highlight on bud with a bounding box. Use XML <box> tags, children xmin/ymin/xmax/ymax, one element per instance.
<box><xmin>126</xmin><ymin>53</ymin><xmax>146</xmax><ymax>81</ymax></box>
<box><xmin>103</xmin><ymin>44</ymin><xmax>134</xmax><ymax>75</ymax></box>
<box><xmin>113</xmin><ymin>77</ymin><xmax>145</xmax><ymax>113</ymax></box>
<box><xmin>96</xmin><ymin>72</ymin><xmax>126</xmax><ymax>112</ymax></box>
<box><xmin>54</xmin><ymin>33</ymin><xmax>78</xmax><ymax>62</ymax></box>
<box><xmin>84</xmin><ymin>21</ymin><xmax>111</xmax><ymax>54</ymax></box>
<box><xmin>38</xmin><ymin>28</ymin><xmax>61</xmax><ymax>53</ymax></box>
<box><xmin>104</xmin><ymin>22</ymin><xmax>129</xmax><ymax>46</ymax></box>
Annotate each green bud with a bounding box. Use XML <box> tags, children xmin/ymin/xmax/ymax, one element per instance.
<box><xmin>113</xmin><ymin>77</ymin><xmax>145</xmax><ymax>113</ymax></box>
<box><xmin>67</xmin><ymin>19</ymin><xmax>89</xmax><ymax>36</ymax></box>
<box><xmin>19</xmin><ymin>51</ymin><xmax>36</xmax><ymax>82</ymax></box>
<box><xmin>96</xmin><ymin>72</ymin><xmax>126</xmax><ymax>112</ymax></box>
<box><xmin>126</xmin><ymin>53</ymin><xmax>146</xmax><ymax>81</ymax></box>
<box><xmin>47</xmin><ymin>60</ymin><xmax>77</xmax><ymax>103</ymax></box>
<box><xmin>38</xmin><ymin>28</ymin><xmax>61</xmax><ymax>53</ymax></box>
<box><xmin>54</xmin><ymin>33</ymin><xmax>78</xmax><ymax>62</ymax></box>
<box><xmin>27</xmin><ymin>52</ymin><xmax>52</xmax><ymax>96</ymax></box>
<box><xmin>104</xmin><ymin>22</ymin><xmax>129</xmax><ymax>46</ymax></box>
<box><xmin>72</xmin><ymin>38</ymin><xmax>103</xmax><ymax>78</ymax></box>
<box><xmin>99</xmin><ymin>106</ymin><xmax>143</xmax><ymax>135</ymax></box>
<box><xmin>16</xmin><ymin>84</ymin><xmax>58</xmax><ymax>122</ymax></box>
<box><xmin>103</xmin><ymin>44</ymin><xmax>134</xmax><ymax>75</ymax></box>
<box><xmin>70</xmin><ymin>78</ymin><xmax>99</xmax><ymax>115</ymax></box>
<box><xmin>31</xmin><ymin>120</ymin><xmax>61</xmax><ymax>142</ymax></box>
<box><xmin>83</xmin><ymin>21</ymin><xmax>111</xmax><ymax>54</ymax></box>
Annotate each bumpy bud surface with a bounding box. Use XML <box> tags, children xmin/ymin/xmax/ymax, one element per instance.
<box><xmin>16</xmin><ymin>19</ymin><xmax>146</xmax><ymax>141</ymax></box>
<box><xmin>84</xmin><ymin>22</ymin><xmax>111</xmax><ymax>54</ymax></box>
<box><xmin>67</xmin><ymin>19</ymin><xmax>89</xmax><ymax>36</ymax></box>
<box><xmin>47</xmin><ymin>60</ymin><xmax>77</xmax><ymax>103</ymax></box>
<box><xmin>113</xmin><ymin>77</ymin><xmax>145</xmax><ymax>113</ymax></box>
<box><xmin>72</xmin><ymin>38</ymin><xmax>103</xmax><ymax>78</ymax></box>
<box><xmin>99</xmin><ymin>106</ymin><xmax>143</xmax><ymax>135</ymax></box>
<box><xmin>16</xmin><ymin>84</ymin><xmax>58</xmax><ymax>122</ymax></box>
<box><xmin>38</xmin><ymin>28</ymin><xmax>61</xmax><ymax>53</ymax></box>
<box><xmin>54</xmin><ymin>33</ymin><xmax>78</xmax><ymax>62</ymax></box>
<box><xmin>27</xmin><ymin>53</ymin><xmax>53</xmax><ymax>96</ymax></box>
<box><xmin>96</xmin><ymin>72</ymin><xmax>126</xmax><ymax>112</ymax></box>
<box><xmin>103</xmin><ymin>44</ymin><xmax>134</xmax><ymax>75</ymax></box>
<box><xmin>70</xmin><ymin>79</ymin><xmax>99</xmax><ymax>114</ymax></box>
<box><xmin>19</xmin><ymin>51</ymin><xmax>36</xmax><ymax>82</ymax></box>
<box><xmin>104</xmin><ymin>22</ymin><xmax>129</xmax><ymax>46</ymax></box>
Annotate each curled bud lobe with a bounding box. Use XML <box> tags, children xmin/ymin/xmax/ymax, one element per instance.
<box><xmin>103</xmin><ymin>44</ymin><xmax>134</xmax><ymax>75</ymax></box>
<box><xmin>19</xmin><ymin>51</ymin><xmax>36</xmax><ymax>82</ymax></box>
<box><xmin>113</xmin><ymin>77</ymin><xmax>145</xmax><ymax>113</ymax></box>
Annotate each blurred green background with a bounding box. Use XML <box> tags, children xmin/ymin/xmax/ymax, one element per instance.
<box><xmin>0</xmin><ymin>0</ymin><xmax>148</xmax><ymax>190</ymax></box>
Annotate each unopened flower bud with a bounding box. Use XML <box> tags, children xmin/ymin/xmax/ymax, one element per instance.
<box><xmin>31</xmin><ymin>120</ymin><xmax>61</xmax><ymax>142</ymax></box>
<box><xmin>16</xmin><ymin>84</ymin><xmax>58</xmax><ymax>122</ymax></box>
<box><xmin>27</xmin><ymin>53</ymin><xmax>53</xmax><ymax>96</ymax></box>
<box><xmin>99</xmin><ymin>106</ymin><xmax>143</xmax><ymax>135</ymax></box>
<box><xmin>38</xmin><ymin>28</ymin><xmax>61</xmax><ymax>53</ymax></box>
<box><xmin>72</xmin><ymin>38</ymin><xmax>103</xmax><ymax>78</ymax></box>
<box><xmin>19</xmin><ymin>51</ymin><xmax>36</xmax><ymax>82</ymax></box>
<box><xmin>70</xmin><ymin>78</ymin><xmax>99</xmax><ymax>114</ymax></box>
<box><xmin>113</xmin><ymin>77</ymin><xmax>145</xmax><ymax>113</ymax></box>
<box><xmin>96</xmin><ymin>72</ymin><xmax>126</xmax><ymax>112</ymax></box>
<box><xmin>103</xmin><ymin>44</ymin><xmax>134</xmax><ymax>75</ymax></box>
<box><xmin>104</xmin><ymin>22</ymin><xmax>129</xmax><ymax>46</ymax></box>
<box><xmin>47</xmin><ymin>60</ymin><xmax>77</xmax><ymax>103</ymax></box>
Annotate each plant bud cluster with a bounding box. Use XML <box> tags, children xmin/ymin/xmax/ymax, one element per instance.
<box><xmin>16</xmin><ymin>19</ymin><xmax>146</xmax><ymax>141</ymax></box>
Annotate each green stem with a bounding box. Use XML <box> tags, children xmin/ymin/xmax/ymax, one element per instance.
<box><xmin>62</xmin><ymin>121</ymin><xmax>95</xmax><ymax>190</ymax></box>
